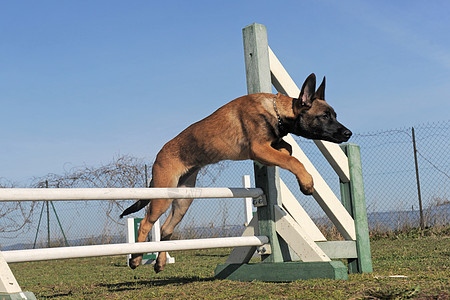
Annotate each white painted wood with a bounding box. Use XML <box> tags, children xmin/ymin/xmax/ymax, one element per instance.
<box><xmin>274</xmin><ymin>206</ymin><xmax>330</xmax><ymax>262</ymax></box>
<box><xmin>126</xmin><ymin>218</ymin><xmax>135</xmax><ymax>262</ymax></box>
<box><xmin>152</xmin><ymin>219</ymin><xmax>161</xmax><ymax>242</ymax></box>
<box><xmin>268</xmin><ymin>46</ymin><xmax>300</xmax><ymax>97</ymax></box>
<box><xmin>280</xmin><ymin>179</ymin><xmax>327</xmax><ymax>242</ymax></box>
<box><xmin>268</xmin><ymin>47</ymin><xmax>350</xmax><ymax>182</ymax></box>
<box><xmin>0</xmin><ymin>252</ymin><xmax>22</xmax><ymax>294</ymax></box>
<box><xmin>3</xmin><ymin>236</ymin><xmax>269</xmax><ymax>263</ymax></box>
<box><xmin>225</xmin><ymin>216</ymin><xmax>259</xmax><ymax>264</ymax></box>
<box><xmin>0</xmin><ymin>187</ymin><xmax>263</xmax><ymax>202</ymax></box>
<box><xmin>126</xmin><ymin>218</ymin><xmax>163</xmax><ymax>243</ymax></box>
<box><xmin>314</xmin><ymin>140</ymin><xmax>350</xmax><ymax>183</ymax></box>
<box><xmin>126</xmin><ymin>218</ymin><xmax>135</xmax><ymax>244</ymax></box>
<box><xmin>283</xmin><ymin>135</ymin><xmax>356</xmax><ymax>240</ymax></box>
<box><xmin>242</xmin><ymin>175</ymin><xmax>253</xmax><ymax>225</ymax></box>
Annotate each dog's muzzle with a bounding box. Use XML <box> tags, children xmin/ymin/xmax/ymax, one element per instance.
<box><xmin>343</xmin><ymin>129</ymin><xmax>352</xmax><ymax>140</ymax></box>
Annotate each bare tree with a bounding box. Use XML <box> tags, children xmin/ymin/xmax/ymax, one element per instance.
<box><xmin>1</xmin><ymin>154</ymin><xmax>230</xmax><ymax>239</ymax></box>
<box><xmin>0</xmin><ymin>179</ymin><xmax>38</xmax><ymax>237</ymax></box>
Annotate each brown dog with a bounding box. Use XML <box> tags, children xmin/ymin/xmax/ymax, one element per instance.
<box><xmin>121</xmin><ymin>73</ymin><xmax>352</xmax><ymax>272</ymax></box>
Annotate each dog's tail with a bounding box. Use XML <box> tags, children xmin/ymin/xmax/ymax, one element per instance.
<box><xmin>119</xmin><ymin>200</ymin><xmax>150</xmax><ymax>219</ymax></box>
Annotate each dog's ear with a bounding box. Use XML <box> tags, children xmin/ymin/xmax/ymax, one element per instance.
<box><xmin>315</xmin><ymin>76</ymin><xmax>326</xmax><ymax>101</ymax></box>
<box><xmin>298</xmin><ymin>73</ymin><xmax>316</xmax><ymax>108</ymax></box>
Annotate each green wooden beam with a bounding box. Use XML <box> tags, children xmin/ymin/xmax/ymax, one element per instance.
<box><xmin>253</xmin><ymin>164</ymin><xmax>291</xmax><ymax>262</ymax></box>
<box><xmin>339</xmin><ymin>177</ymin><xmax>358</xmax><ymax>272</ymax></box>
<box><xmin>215</xmin><ymin>261</ymin><xmax>348</xmax><ymax>282</ymax></box>
<box><xmin>242</xmin><ymin>23</ymin><xmax>272</xmax><ymax>94</ymax></box>
<box><xmin>242</xmin><ymin>23</ymin><xmax>289</xmax><ymax>263</ymax></box>
<box><xmin>0</xmin><ymin>292</ymin><xmax>37</xmax><ymax>300</ymax></box>
<box><xmin>340</xmin><ymin>143</ymin><xmax>373</xmax><ymax>273</ymax></box>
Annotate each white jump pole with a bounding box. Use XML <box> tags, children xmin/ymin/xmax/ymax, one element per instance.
<box><xmin>0</xmin><ymin>187</ymin><xmax>263</xmax><ymax>202</ymax></box>
<box><xmin>242</xmin><ymin>175</ymin><xmax>254</xmax><ymax>225</ymax></box>
<box><xmin>2</xmin><ymin>236</ymin><xmax>269</xmax><ymax>263</ymax></box>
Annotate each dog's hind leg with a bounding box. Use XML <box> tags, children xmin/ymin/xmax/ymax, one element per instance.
<box><xmin>154</xmin><ymin>168</ymin><xmax>199</xmax><ymax>273</ymax></box>
<box><xmin>128</xmin><ymin>162</ymin><xmax>185</xmax><ymax>269</ymax></box>
<box><xmin>128</xmin><ymin>199</ymin><xmax>174</xmax><ymax>269</ymax></box>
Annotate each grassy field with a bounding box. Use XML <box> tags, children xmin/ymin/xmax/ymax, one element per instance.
<box><xmin>9</xmin><ymin>227</ymin><xmax>449</xmax><ymax>299</ymax></box>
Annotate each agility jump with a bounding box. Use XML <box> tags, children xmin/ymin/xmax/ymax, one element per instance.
<box><xmin>0</xmin><ymin>23</ymin><xmax>372</xmax><ymax>300</ymax></box>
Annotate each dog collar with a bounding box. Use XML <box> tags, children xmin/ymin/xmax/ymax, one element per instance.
<box><xmin>273</xmin><ymin>95</ymin><xmax>285</xmax><ymax>134</ymax></box>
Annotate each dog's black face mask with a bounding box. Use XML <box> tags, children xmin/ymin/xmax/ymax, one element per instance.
<box><xmin>290</xmin><ymin>74</ymin><xmax>352</xmax><ymax>143</ymax></box>
<box><xmin>293</xmin><ymin>100</ymin><xmax>352</xmax><ymax>143</ymax></box>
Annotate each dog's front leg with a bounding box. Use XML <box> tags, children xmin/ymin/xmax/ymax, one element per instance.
<box><xmin>250</xmin><ymin>142</ymin><xmax>314</xmax><ymax>195</ymax></box>
<box><xmin>272</xmin><ymin>139</ymin><xmax>293</xmax><ymax>156</ymax></box>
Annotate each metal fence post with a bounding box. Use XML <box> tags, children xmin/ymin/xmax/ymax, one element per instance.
<box><xmin>411</xmin><ymin>127</ymin><xmax>425</xmax><ymax>229</ymax></box>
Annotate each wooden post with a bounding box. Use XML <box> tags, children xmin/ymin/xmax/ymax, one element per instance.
<box><xmin>340</xmin><ymin>143</ymin><xmax>373</xmax><ymax>273</ymax></box>
<box><xmin>242</xmin><ymin>23</ymin><xmax>289</xmax><ymax>263</ymax></box>
<box><xmin>242</xmin><ymin>23</ymin><xmax>272</xmax><ymax>95</ymax></box>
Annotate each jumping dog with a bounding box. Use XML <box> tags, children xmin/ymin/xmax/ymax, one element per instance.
<box><xmin>121</xmin><ymin>73</ymin><xmax>352</xmax><ymax>272</ymax></box>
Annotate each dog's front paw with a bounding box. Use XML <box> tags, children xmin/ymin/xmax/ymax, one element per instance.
<box><xmin>300</xmin><ymin>185</ymin><xmax>314</xmax><ymax>195</ymax></box>
<box><xmin>299</xmin><ymin>174</ymin><xmax>314</xmax><ymax>195</ymax></box>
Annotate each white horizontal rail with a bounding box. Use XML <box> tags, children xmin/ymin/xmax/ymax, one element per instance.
<box><xmin>0</xmin><ymin>187</ymin><xmax>264</xmax><ymax>202</ymax></box>
<box><xmin>3</xmin><ymin>236</ymin><xmax>269</xmax><ymax>263</ymax></box>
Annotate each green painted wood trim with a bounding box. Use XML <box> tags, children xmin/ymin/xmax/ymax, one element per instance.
<box><xmin>253</xmin><ymin>164</ymin><xmax>288</xmax><ymax>262</ymax></box>
<box><xmin>215</xmin><ymin>261</ymin><xmax>348</xmax><ymax>282</ymax></box>
<box><xmin>339</xmin><ymin>179</ymin><xmax>359</xmax><ymax>272</ymax></box>
<box><xmin>243</xmin><ymin>23</ymin><xmax>288</xmax><ymax>263</ymax></box>
<box><xmin>315</xmin><ymin>241</ymin><xmax>357</xmax><ymax>259</ymax></box>
<box><xmin>242</xmin><ymin>23</ymin><xmax>272</xmax><ymax>94</ymax></box>
<box><xmin>133</xmin><ymin>218</ymin><xmax>157</xmax><ymax>260</ymax></box>
<box><xmin>142</xmin><ymin>254</ymin><xmax>157</xmax><ymax>260</ymax></box>
<box><xmin>134</xmin><ymin>218</ymin><xmax>143</xmax><ymax>242</ymax></box>
<box><xmin>0</xmin><ymin>292</ymin><xmax>37</xmax><ymax>300</ymax></box>
<box><xmin>340</xmin><ymin>143</ymin><xmax>373</xmax><ymax>273</ymax></box>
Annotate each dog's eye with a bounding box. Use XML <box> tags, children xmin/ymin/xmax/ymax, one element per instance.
<box><xmin>322</xmin><ymin>114</ymin><xmax>329</xmax><ymax>120</ymax></box>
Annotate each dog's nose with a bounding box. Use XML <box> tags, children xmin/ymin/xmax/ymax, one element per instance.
<box><xmin>343</xmin><ymin>130</ymin><xmax>352</xmax><ymax>138</ymax></box>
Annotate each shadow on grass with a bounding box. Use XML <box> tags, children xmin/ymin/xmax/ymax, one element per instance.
<box><xmin>39</xmin><ymin>291</ymin><xmax>74</xmax><ymax>299</ymax></box>
<box><xmin>194</xmin><ymin>253</ymin><xmax>229</xmax><ymax>258</ymax></box>
<box><xmin>98</xmin><ymin>276</ymin><xmax>216</xmax><ymax>292</ymax></box>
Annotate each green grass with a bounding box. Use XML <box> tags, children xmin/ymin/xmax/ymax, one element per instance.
<box><xmin>9</xmin><ymin>228</ymin><xmax>450</xmax><ymax>299</ymax></box>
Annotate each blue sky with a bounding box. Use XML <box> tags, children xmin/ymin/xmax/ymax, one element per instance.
<box><xmin>1</xmin><ymin>1</ymin><xmax>449</xmax><ymax>184</ymax></box>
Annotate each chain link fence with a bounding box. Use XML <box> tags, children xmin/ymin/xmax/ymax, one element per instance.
<box><xmin>291</xmin><ymin>120</ymin><xmax>449</xmax><ymax>233</ymax></box>
<box><xmin>1</xmin><ymin>121</ymin><xmax>448</xmax><ymax>250</ymax></box>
